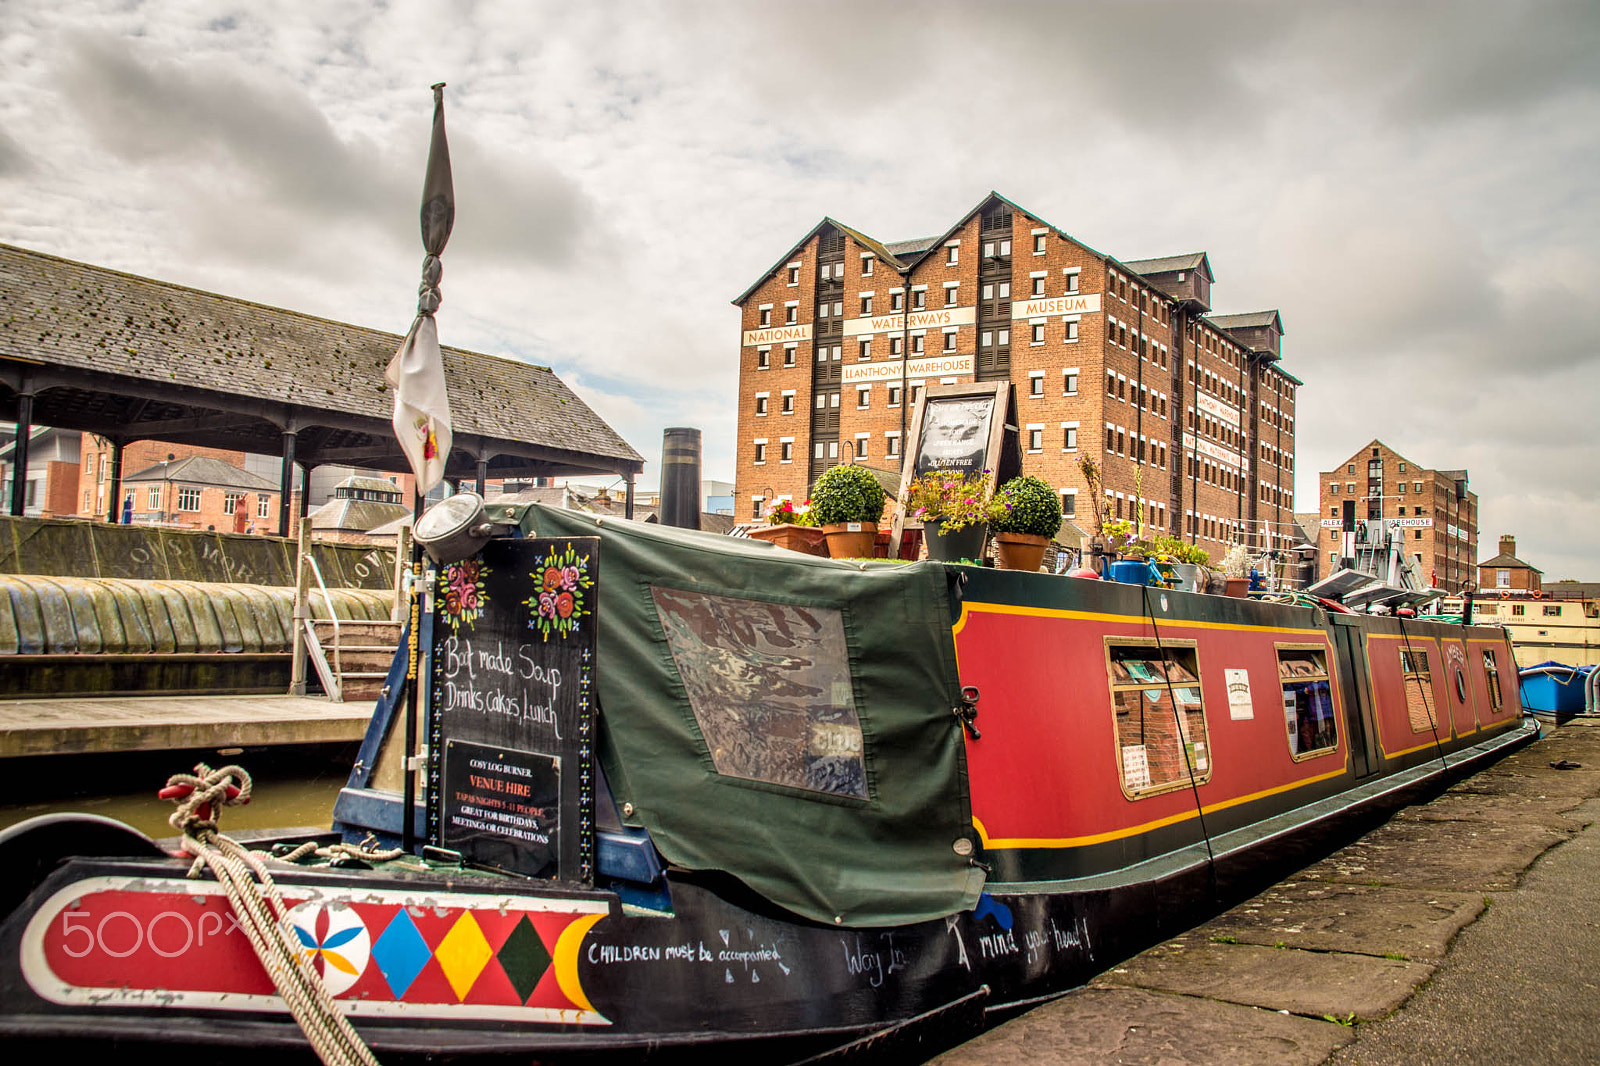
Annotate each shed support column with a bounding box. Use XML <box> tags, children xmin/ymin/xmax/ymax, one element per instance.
<box><xmin>278</xmin><ymin>430</ymin><xmax>297</xmax><ymax>538</ymax></box>
<box><xmin>9</xmin><ymin>392</ymin><xmax>32</xmax><ymax>517</ymax></box>
<box><xmin>104</xmin><ymin>439</ymin><xmax>125</xmax><ymax>523</ymax></box>
<box><xmin>475</xmin><ymin>457</ymin><xmax>488</xmax><ymax>497</ymax></box>
<box><xmin>625</xmin><ymin>474</ymin><xmax>635</xmax><ymax>521</ymax></box>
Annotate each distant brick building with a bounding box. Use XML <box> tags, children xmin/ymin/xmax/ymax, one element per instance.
<box><xmin>731</xmin><ymin>193</ymin><xmax>1299</xmax><ymax>561</ymax></box>
<box><xmin>118</xmin><ymin>454</ymin><xmax>281</xmax><ymax>533</ymax></box>
<box><xmin>1315</xmin><ymin>440</ymin><xmax>1478</xmax><ymax>592</ymax></box>
<box><xmin>77</xmin><ymin>437</ymin><xmax>282</xmax><ymax>532</ymax></box>
<box><xmin>0</xmin><ymin>427</ymin><xmax>81</xmax><ymax>516</ymax></box>
<box><xmin>1478</xmin><ymin>534</ymin><xmax>1542</xmax><ymax>595</ymax></box>
<box><xmin>308</xmin><ymin>474</ymin><xmax>410</xmax><ymax>545</ymax></box>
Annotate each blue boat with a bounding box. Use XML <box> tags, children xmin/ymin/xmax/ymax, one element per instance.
<box><xmin>1519</xmin><ymin>660</ymin><xmax>1596</xmax><ymax>717</ymax></box>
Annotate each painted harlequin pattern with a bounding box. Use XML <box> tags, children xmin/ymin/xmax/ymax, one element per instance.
<box><xmin>22</xmin><ymin>877</ymin><xmax>611</xmax><ymax>1025</ymax></box>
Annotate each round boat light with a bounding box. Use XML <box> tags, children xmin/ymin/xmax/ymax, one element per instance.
<box><xmin>413</xmin><ymin>491</ymin><xmax>506</xmax><ymax>564</ymax></box>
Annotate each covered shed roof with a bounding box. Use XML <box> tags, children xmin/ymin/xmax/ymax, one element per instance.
<box><xmin>0</xmin><ymin>243</ymin><xmax>642</xmax><ymax>482</ymax></box>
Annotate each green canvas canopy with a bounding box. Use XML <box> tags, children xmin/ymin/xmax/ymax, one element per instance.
<box><xmin>504</xmin><ymin>503</ymin><xmax>985</xmax><ymax>927</ymax></box>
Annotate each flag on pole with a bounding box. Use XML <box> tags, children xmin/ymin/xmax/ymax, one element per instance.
<box><xmin>386</xmin><ymin>83</ymin><xmax>456</xmax><ymax>495</ymax></box>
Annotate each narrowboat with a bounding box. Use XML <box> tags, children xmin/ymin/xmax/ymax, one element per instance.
<box><xmin>0</xmin><ymin>501</ymin><xmax>1536</xmax><ymax>1062</ymax></box>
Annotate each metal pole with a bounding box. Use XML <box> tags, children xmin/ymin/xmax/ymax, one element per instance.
<box><xmin>401</xmin><ymin>488</ymin><xmax>423</xmax><ymax>854</ymax></box>
<box><xmin>278</xmin><ymin>430</ymin><xmax>297</xmax><ymax>537</ymax></box>
<box><xmin>9</xmin><ymin>391</ymin><xmax>32</xmax><ymax>516</ymax></box>
<box><xmin>289</xmin><ymin>515</ymin><xmax>310</xmax><ymax>696</ymax></box>
<box><xmin>624</xmin><ymin>473</ymin><xmax>635</xmax><ymax>521</ymax></box>
<box><xmin>475</xmin><ymin>456</ymin><xmax>488</xmax><ymax>497</ymax></box>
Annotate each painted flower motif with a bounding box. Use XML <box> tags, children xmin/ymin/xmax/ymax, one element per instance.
<box><xmin>438</xmin><ymin>557</ymin><xmax>490</xmax><ymax>635</ymax></box>
<box><xmin>526</xmin><ymin>543</ymin><xmax>593</xmax><ymax>641</ymax></box>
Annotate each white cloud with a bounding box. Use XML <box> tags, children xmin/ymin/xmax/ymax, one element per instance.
<box><xmin>0</xmin><ymin>0</ymin><xmax>1595</xmax><ymax>575</ymax></box>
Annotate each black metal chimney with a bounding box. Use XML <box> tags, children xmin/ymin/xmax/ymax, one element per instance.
<box><xmin>660</xmin><ymin>427</ymin><xmax>701</xmax><ymax>530</ymax></box>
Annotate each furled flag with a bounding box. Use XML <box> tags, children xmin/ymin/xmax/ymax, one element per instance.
<box><xmin>385</xmin><ymin>83</ymin><xmax>456</xmax><ymax>495</ymax></box>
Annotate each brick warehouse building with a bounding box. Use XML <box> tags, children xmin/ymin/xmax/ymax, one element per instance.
<box><xmin>731</xmin><ymin>193</ymin><xmax>1299</xmax><ymax>560</ymax></box>
<box><xmin>1315</xmin><ymin>440</ymin><xmax>1478</xmax><ymax>592</ymax></box>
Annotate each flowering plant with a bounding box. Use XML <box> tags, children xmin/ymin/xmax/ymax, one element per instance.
<box><xmin>902</xmin><ymin>470</ymin><xmax>992</xmax><ymax>533</ymax></box>
<box><xmin>1152</xmin><ymin>533</ymin><xmax>1210</xmax><ymax>567</ymax></box>
<box><xmin>1078</xmin><ymin>454</ymin><xmax>1105</xmax><ymax>535</ymax></box>
<box><xmin>987</xmin><ymin>475</ymin><xmax>1064</xmax><ymax>538</ymax></box>
<box><xmin>1102</xmin><ymin>518</ymin><xmax>1135</xmax><ymax>550</ymax></box>
<box><xmin>764</xmin><ymin>498</ymin><xmax>817</xmax><ymax>527</ymax></box>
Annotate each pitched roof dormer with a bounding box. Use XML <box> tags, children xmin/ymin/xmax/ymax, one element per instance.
<box><xmin>1125</xmin><ymin>252</ymin><xmax>1213</xmax><ymax>312</ymax></box>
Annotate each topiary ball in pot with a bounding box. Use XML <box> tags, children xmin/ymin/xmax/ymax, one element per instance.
<box><xmin>987</xmin><ymin>475</ymin><xmax>1062</xmax><ymax>571</ymax></box>
<box><xmin>809</xmin><ymin>464</ymin><xmax>887</xmax><ymax>526</ymax></box>
<box><xmin>988</xmin><ymin>475</ymin><xmax>1063</xmax><ymax>538</ymax></box>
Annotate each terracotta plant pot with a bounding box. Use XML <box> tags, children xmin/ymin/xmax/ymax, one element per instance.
<box><xmin>747</xmin><ymin>524</ymin><xmax>828</xmax><ymax>557</ymax></box>
<box><xmin>923</xmin><ymin>518</ymin><xmax>988</xmax><ymax>564</ymax></box>
<box><xmin>822</xmin><ymin>522</ymin><xmax>878</xmax><ymax>560</ymax></box>
<box><xmin>1224</xmin><ymin>576</ymin><xmax>1250</xmax><ymax>598</ymax></box>
<box><xmin>994</xmin><ymin>532</ymin><xmax>1049</xmax><ymax>572</ymax></box>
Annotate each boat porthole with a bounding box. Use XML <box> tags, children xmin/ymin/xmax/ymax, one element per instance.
<box><xmin>953</xmin><ymin>838</ymin><xmax>973</xmax><ymax>856</ymax></box>
<box><xmin>1160</xmin><ymin>593</ymin><xmax>1169</xmax><ymax>613</ymax></box>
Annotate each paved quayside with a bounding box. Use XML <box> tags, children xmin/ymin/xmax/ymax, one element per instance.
<box><xmin>931</xmin><ymin>719</ymin><xmax>1600</xmax><ymax>1065</ymax></box>
<box><xmin>0</xmin><ymin>694</ymin><xmax>371</xmax><ymax>757</ymax></box>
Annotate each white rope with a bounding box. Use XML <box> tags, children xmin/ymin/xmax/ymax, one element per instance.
<box><xmin>165</xmin><ymin>764</ymin><xmax>382</xmax><ymax>1066</ymax></box>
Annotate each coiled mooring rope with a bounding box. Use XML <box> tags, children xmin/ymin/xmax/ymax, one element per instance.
<box><xmin>162</xmin><ymin>763</ymin><xmax>382</xmax><ymax>1066</ymax></box>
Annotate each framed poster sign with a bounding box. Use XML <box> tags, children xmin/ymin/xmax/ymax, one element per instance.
<box><xmin>892</xmin><ymin>381</ymin><xmax>1018</xmax><ymax>546</ymax></box>
<box><xmin>426</xmin><ymin>537</ymin><xmax>597</xmax><ymax>884</ymax></box>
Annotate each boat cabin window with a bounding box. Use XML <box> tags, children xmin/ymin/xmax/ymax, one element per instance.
<box><xmin>1483</xmin><ymin>649</ymin><xmax>1503</xmax><ymax>711</ymax></box>
<box><xmin>1399</xmin><ymin>647</ymin><xmax>1437</xmax><ymax>731</ymax></box>
<box><xmin>652</xmin><ymin>587</ymin><xmax>869</xmax><ymax>800</ymax></box>
<box><xmin>1278</xmin><ymin>648</ymin><xmax>1337</xmax><ymax>759</ymax></box>
<box><xmin>1105</xmin><ymin>641</ymin><xmax>1211</xmax><ymax>798</ymax></box>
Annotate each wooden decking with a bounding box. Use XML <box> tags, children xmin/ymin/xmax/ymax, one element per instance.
<box><xmin>0</xmin><ymin>694</ymin><xmax>373</xmax><ymax>757</ymax></box>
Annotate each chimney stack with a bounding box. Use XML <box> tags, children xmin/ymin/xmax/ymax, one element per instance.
<box><xmin>1499</xmin><ymin>534</ymin><xmax>1516</xmax><ymax>558</ymax></box>
<box><xmin>660</xmin><ymin>427</ymin><xmax>701</xmax><ymax>530</ymax></box>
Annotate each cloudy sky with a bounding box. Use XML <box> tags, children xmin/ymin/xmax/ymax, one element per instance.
<box><xmin>1</xmin><ymin>1</ymin><xmax>1597</xmax><ymax>578</ymax></box>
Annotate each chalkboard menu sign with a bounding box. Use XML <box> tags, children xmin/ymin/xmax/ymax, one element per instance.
<box><xmin>912</xmin><ymin>395</ymin><xmax>996</xmax><ymax>479</ymax></box>
<box><xmin>426</xmin><ymin>537</ymin><xmax>597</xmax><ymax>884</ymax></box>
<box><xmin>891</xmin><ymin>381</ymin><xmax>1018</xmax><ymax>547</ymax></box>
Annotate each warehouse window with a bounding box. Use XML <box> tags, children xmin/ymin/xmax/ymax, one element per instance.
<box><xmin>257</xmin><ymin>496</ymin><xmax>270</xmax><ymax>519</ymax></box>
<box><xmin>1106</xmin><ymin>641</ymin><xmax>1210</xmax><ymax>797</ymax></box>
<box><xmin>177</xmin><ymin>487</ymin><xmax>201</xmax><ymax>511</ymax></box>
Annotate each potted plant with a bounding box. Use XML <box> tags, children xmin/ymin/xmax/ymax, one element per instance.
<box><xmin>1078</xmin><ymin>455</ymin><xmax>1106</xmax><ymax>553</ymax></box>
<box><xmin>746</xmin><ymin>498</ymin><xmax>827</xmax><ymax>556</ymax></box>
<box><xmin>1152</xmin><ymin>533</ymin><xmax>1210</xmax><ymax>593</ymax></box>
<box><xmin>810</xmin><ymin>464</ymin><xmax>887</xmax><ymax>559</ymax></box>
<box><xmin>903</xmin><ymin>469</ymin><xmax>991</xmax><ymax>563</ymax></box>
<box><xmin>1219</xmin><ymin>543</ymin><xmax>1252</xmax><ymax>598</ymax></box>
<box><xmin>986</xmin><ymin>475</ymin><xmax>1062</xmax><ymax>572</ymax></box>
<box><xmin>1102</xmin><ymin>518</ymin><xmax>1135</xmax><ymax>555</ymax></box>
